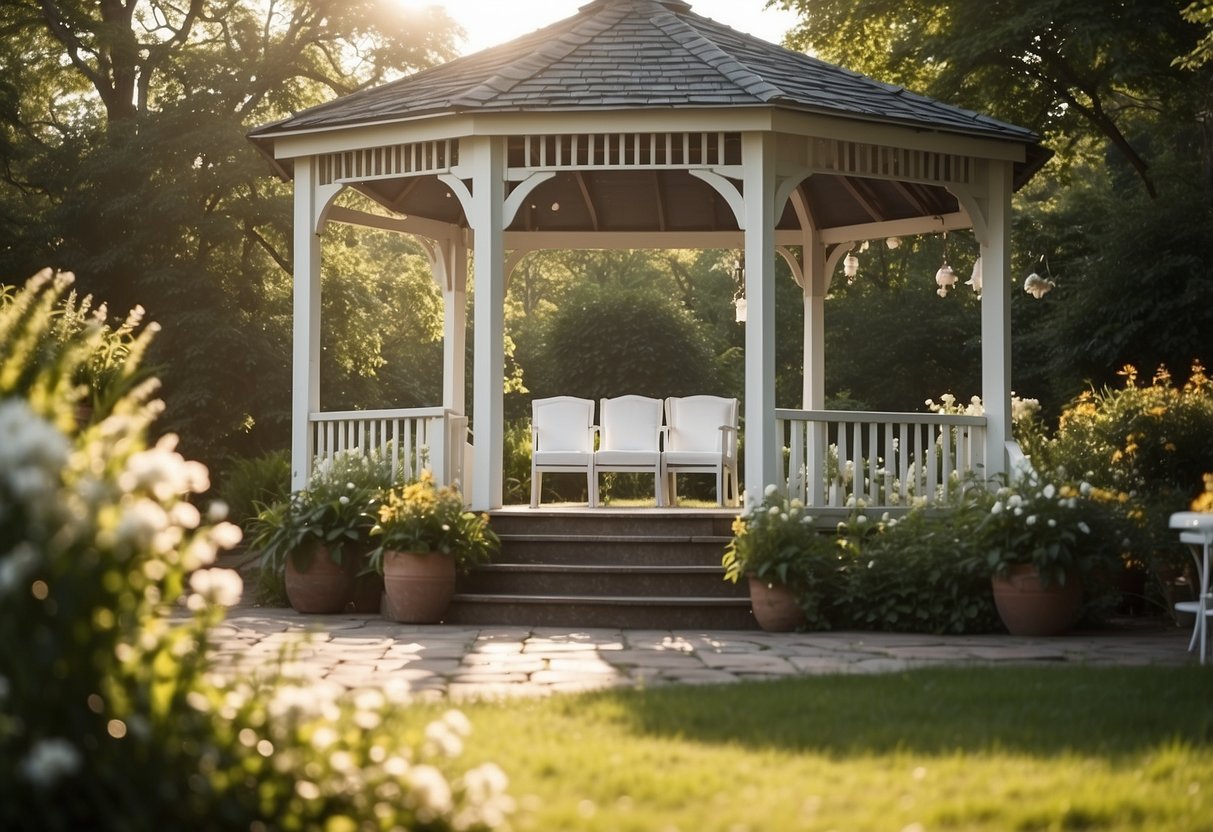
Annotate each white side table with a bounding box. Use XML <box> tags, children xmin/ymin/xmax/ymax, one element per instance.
<box><xmin>1169</xmin><ymin>512</ymin><xmax>1213</xmax><ymax>665</ymax></box>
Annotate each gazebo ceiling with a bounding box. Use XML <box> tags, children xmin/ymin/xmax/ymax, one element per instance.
<box><xmin>250</xmin><ymin>0</ymin><xmax>1046</xmax><ymax>238</ymax></box>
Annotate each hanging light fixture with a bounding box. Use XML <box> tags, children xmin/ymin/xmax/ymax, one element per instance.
<box><xmin>935</xmin><ymin>232</ymin><xmax>957</xmax><ymax>297</ymax></box>
<box><xmin>1023</xmin><ymin>253</ymin><xmax>1056</xmax><ymax>299</ymax></box>
<box><xmin>731</xmin><ymin>255</ymin><xmax>747</xmax><ymax>323</ymax></box>
<box><xmin>843</xmin><ymin>249</ymin><xmax>859</xmax><ymax>280</ymax></box>
<box><xmin>966</xmin><ymin>256</ymin><xmax>983</xmax><ymax>297</ymax></box>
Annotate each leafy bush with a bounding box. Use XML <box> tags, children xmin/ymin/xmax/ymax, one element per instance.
<box><xmin>0</xmin><ymin>271</ymin><xmax>514</xmax><ymax>830</ymax></box>
<box><xmin>370</xmin><ymin>471</ymin><xmax>499</xmax><ymax>572</ymax></box>
<box><xmin>216</xmin><ymin>449</ymin><xmax>290</xmax><ymax>530</ymax></box>
<box><xmin>834</xmin><ymin>507</ymin><xmax>1002</xmax><ymax>634</ymax></box>
<box><xmin>723</xmin><ymin>487</ymin><xmax>846</xmax><ymax>628</ymax></box>
<box><xmin>1034</xmin><ymin>363</ymin><xmax>1213</xmax><ymax>588</ymax></box>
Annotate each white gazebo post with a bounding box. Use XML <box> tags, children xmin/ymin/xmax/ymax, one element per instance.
<box><xmin>465</xmin><ymin>136</ymin><xmax>506</xmax><ymax>510</ymax></box>
<box><xmin>291</xmin><ymin>156</ymin><xmax>323</xmax><ymax>491</ymax></box>
<box><xmin>440</xmin><ymin>236</ymin><xmax>468</xmax><ymax>415</ymax></box>
<box><xmin>980</xmin><ymin>159</ymin><xmax>1015</xmax><ymax>479</ymax></box>
<box><xmin>742</xmin><ymin>132</ymin><xmax>779</xmax><ymax>496</ymax></box>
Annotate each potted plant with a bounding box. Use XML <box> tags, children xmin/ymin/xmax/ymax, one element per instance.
<box><xmin>369</xmin><ymin>471</ymin><xmax>499</xmax><ymax>623</ymax></box>
<box><xmin>250</xmin><ymin>450</ymin><xmax>389</xmax><ymax>614</ymax></box>
<box><xmin>971</xmin><ymin>470</ymin><xmax>1122</xmax><ymax>636</ymax></box>
<box><xmin>722</xmin><ymin>485</ymin><xmax>843</xmax><ymax>631</ymax></box>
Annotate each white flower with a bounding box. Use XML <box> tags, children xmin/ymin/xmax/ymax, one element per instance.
<box><xmin>112</xmin><ymin>498</ymin><xmax>170</xmax><ymax>550</ymax></box>
<box><xmin>20</xmin><ymin>738</ymin><xmax>81</xmax><ymax>787</ymax></box>
<box><xmin>764</xmin><ymin>484</ymin><xmax>778</xmax><ymax>497</ymax></box>
<box><xmin>1026</xmin><ymin>515</ymin><xmax>1038</xmax><ymax>525</ymax></box>
<box><xmin>768</xmin><ymin>506</ymin><xmax>780</xmax><ymax>516</ymax></box>
<box><xmin>0</xmin><ymin>400</ymin><xmax>69</xmax><ymax>502</ymax></box>
<box><xmin>1078</xmin><ymin>522</ymin><xmax>1091</xmax><ymax>535</ymax></box>
<box><xmin>1047</xmin><ymin>518</ymin><xmax>1057</xmax><ymax>528</ymax></box>
<box><xmin>187</xmin><ymin>568</ymin><xmax>243</xmax><ymax>607</ymax></box>
<box><xmin>425</xmin><ymin>720</ymin><xmax>463</xmax><ymax>758</ymax></box>
<box><xmin>209</xmin><ymin>522</ymin><xmax>243</xmax><ymax>551</ymax></box>
<box><xmin>1007</xmin><ymin>494</ymin><xmax>1023</xmax><ymax>509</ymax></box>
<box><xmin>338</xmin><ymin>495</ymin><xmax>350</xmax><ymax>505</ymax></box>
<box><xmin>443</xmin><ymin>709</ymin><xmax>472</xmax><ymax>737</ymax></box>
<box><xmin>990</xmin><ymin>501</ymin><xmax>1004</xmax><ymax>515</ymax></box>
<box><xmin>462</xmin><ymin>761</ymin><xmax>510</xmax><ymax>800</ymax></box>
<box><xmin>119</xmin><ymin>435</ymin><xmax>209</xmax><ymax>500</ymax></box>
<box><xmin>407</xmin><ymin>765</ymin><xmax>454</xmax><ymax>817</ymax></box>
<box><xmin>1043</xmin><ymin>484</ymin><xmax>1056</xmax><ymax>499</ymax></box>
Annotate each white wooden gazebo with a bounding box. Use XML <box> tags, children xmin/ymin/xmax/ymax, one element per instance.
<box><xmin>249</xmin><ymin>0</ymin><xmax>1046</xmax><ymax>511</ymax></box>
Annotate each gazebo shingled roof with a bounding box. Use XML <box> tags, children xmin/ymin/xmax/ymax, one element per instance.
<box><xmin>252</xmin><ymin>0</ymin><xmax>1034</xmax><ymax>143</ymax></box>
<box><xmin>249</xmin><ymin>0</ymin><xmax>1046</xmax><ymax>236</ymax></box>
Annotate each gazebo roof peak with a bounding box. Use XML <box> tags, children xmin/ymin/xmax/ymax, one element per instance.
<box><xmin>249</xmin><ymin>0</ymin><xmax>1039</xmax><ymax>148</ymax></box>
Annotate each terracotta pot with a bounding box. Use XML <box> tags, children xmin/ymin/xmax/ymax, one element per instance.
<box><xmin>382</xmin><ymin>550</ymin><xmax>457</xmax><ymax>624</ymax></box>
<box><xmin>285</xmin><ymin>543</ymin><xmax>354</xmax><ymax>614</ymax></box>
<box><xmin>991</xmin><ymin>564</ymin><xmax>1083</xmax><ymax>636</ymax></box>
<box><xmin>748</xmin><ymin>576</ymin><xmax>806</xmax><ymax>632</ymax></box>
<box><xmin>346</xmin><ymin>547</ymin><xmax>383</xmax><ymax>614</ymax></box>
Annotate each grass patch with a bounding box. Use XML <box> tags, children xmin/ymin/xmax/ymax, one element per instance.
<box><xmin>411</xmin><ymin>666</ymin><xmax>1212</xmax><ymax>831</ymax></box>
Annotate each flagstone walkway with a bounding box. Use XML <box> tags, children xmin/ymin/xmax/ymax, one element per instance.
<box><xmin>206</xmin><ymin>605</ymin><xmax>1198</xmax><ymax>702</ymax></box>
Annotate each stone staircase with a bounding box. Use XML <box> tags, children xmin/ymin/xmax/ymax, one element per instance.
<box><xmin>444</xmin><ymin>508</ymin><xmax>757</xmax><ymax>629</ymax></box>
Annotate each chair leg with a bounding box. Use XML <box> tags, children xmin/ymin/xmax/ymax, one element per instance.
<box><xmin>530</xmin><ymin>470</ymin><xmax>541</xmax><ymax>508</ymax></box>
<box><xmin>588</xmin><ymin>471</ymin><xmax>598</xmax><ymax>507</ymax></box>
<box><xmin>654</xmin><ymin>472</ymin><xmax>665</xmax><ymax>507</ymax></box>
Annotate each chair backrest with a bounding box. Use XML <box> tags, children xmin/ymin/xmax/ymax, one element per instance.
<box><xmin>599</xmin><ymin>395</ymin><xmax>663</xmax><ymax>452</ymax></box>
<box><xmin>665</xmin><ymin>395</ymin><xmax>738</xmax><ymax>453</ymax></box>
<box><xmin>532</xmin><ymin>396</ymin><xmax>596</xmax><ymax>452</ymax></box>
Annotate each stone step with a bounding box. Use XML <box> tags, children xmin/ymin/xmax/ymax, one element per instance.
<box><xmin>461</xmin><ymin>563</ymin><xmax>745</xmax><ymax>597</ymax></box>
<box><xmin>450</xmin><ymin>508</ymin><xmax>758</xmax><ymax>630</ymax></box>
<box><xmin>487</xmin><ymin>508</ymin><xmax>737</xmax><ymax>538</ymax></box>
<box><xmin>444</xmin><ymin>592</ymin><xmax>756</xmax><ymax>630</ymax></box>
<box><xmin>495</xmin><ymin>533</ymin><xmax>731</xmax><ymax>566</ymax></box>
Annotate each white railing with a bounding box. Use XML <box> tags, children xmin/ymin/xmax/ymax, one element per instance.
<box><xmin>778</xmin><ymin>409</ymin><xmax>987</xmax><ymax>509</ymax></box>
<box><xmin>310</xmin><ymin>408</ymin><xmax>468</xmax><ymax>488</ymax></box>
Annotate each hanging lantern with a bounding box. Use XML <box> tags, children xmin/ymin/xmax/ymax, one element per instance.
<box><xmin>731</xmin><ymin>255</ymin><xmax>746</xmax><ymax>322</ymax></box>
<box><xmin>966</xmin><ymin>256</ymin><xmax>983</xmax><ymax>296</ymax></box>
<box><xmin>843</xmin><ymin>251</ymin><xmax>859</xmax><ymax>280</ymax></box>
<box><xmin>1023</xmin><ymin>273</ymin><xmax>1055</xmax><ymax>299</ymax></box>
<box><xmin>935</xmin><ymin>265</ymin><xmax>958</xmax><ymax>297</ymax></box>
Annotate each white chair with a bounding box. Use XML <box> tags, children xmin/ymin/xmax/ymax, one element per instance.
<box><xmin>531</xmin><ymin>396</ymin><xmax>598</xmax><ymax>507</ymax></box>
<box><xmin>1170</xmin><ymin>511</ymin><xmax>1213</xmax><ymax>664</ymax></box>
<box><xmin>595</xmin><ymin>395</ymin><xmax>666</xmax><ymax>506</ymax></box>
<box><xmin>662</xmin><ymin>395</ymin><xmax>739</xmax><ymax>507</ymax></box>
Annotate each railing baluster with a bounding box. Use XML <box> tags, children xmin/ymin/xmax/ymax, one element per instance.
<box><xmin>867</xmin><ymin>421</ymin><xmax>878</xmax><ymax>504</ymax></box>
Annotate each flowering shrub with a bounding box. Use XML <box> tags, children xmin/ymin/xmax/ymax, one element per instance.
<box><xmin>969</xmin><ymin>469</ymin><xmax>1126</xmax><ymax>590</ymax></box>
<box><xmin>1048</xmin><ymin>364</ymin><xmax>1213</xmax><ymax>505</ymax></box>
<box><xmin>723</xmin><ymin>486</ymin><xmax>846</xmax><ymax>628</ymax></box>
<box><xmin>0</xmin><ymin>271</ymin><xmax>513</xmax><ymax>830</ymax></box>
<box><xmin>834</xmin><ymin>506</ymin><xmax>1001</xmax><ymax>634</ymax></box>
<box><xmin>1194</xmin><ymin>474</ymin><xmax>1213</xmax><ymax>513</ymax></box>
<box><xmin>251</xmin><ymin>448</ymin><xmax>391</xmax><ymax>577</ymax></box>
<box><xmin>370</xmin><ymin>470</ymin><xmax>499</xmax><ymax>572</ymax></box>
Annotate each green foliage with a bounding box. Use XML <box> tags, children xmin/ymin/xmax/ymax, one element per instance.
<box><xmin>526</xmin><ymin>280</ymin><xmax>726</xmax><ymax>401</ymax></box>
<box><xmin>0</xmin><ymin>271</ymin><xmax>513</xmax><ymax>830</ymax></box>
<box><xmin>723</xmin><ymin>488</ymin><xmax>846</xmax><ymax>628</ymax></box>
<box><xmin>834</xmin><ymin>507</ymin><xmax>1002</xmax><ymax>634</ymax></box>
<box><xmin>370</xmin><ymin>472</ymin><xmax>500</xmax><ymax>572</ymax></box>
<box><xmin>968</xmin><ymin>472</ymin><xmax>1126</xmax><ymax>590</ymax></box>
<box><xmin>0</xmin><ymin>1</ymin><xmax>461</xmax><ymax>471</ymax></box>
<box><xmin>249</xmin><ymin>449</ymin><xmax>392</xmax><ymax>579</ymax></box>
<box><xmin>215</xmin><ymin>448</ymin><xmax>291</xmax><ymax>530</ymax></box>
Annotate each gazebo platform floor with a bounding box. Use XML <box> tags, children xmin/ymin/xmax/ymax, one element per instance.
<box><xmin>446</xmin><ymin>508</ymin><xmax>757</xmax><ymax>630</ymax></box>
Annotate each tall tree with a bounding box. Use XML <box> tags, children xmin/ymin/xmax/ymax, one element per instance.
<box><xmin>777</xmin><ymin>0</ymin><xmax>1209</xmax><ymax>198</ymax></box>
<box><xmin>0</xmin><ymin>1</ymin><xmax>459</xmax><ymax>467</ymax></box>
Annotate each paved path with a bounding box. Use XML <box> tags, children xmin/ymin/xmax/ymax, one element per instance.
<box><xmin>206</xmin><ymin>606</ymin><xmax>1198</xmax><ymax>702</ymax></box>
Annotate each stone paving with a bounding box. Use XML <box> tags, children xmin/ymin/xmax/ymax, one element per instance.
<box><xmin>206</xmin><ymin>604</ymin><xmax>1199</xmax><ymax>702</ymax></box>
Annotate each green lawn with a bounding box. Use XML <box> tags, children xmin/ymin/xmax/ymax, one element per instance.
<box><xmin>413</xmin><ymin>666</ymin><xmax>1212</xmax><ymax>831</ymax></box>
